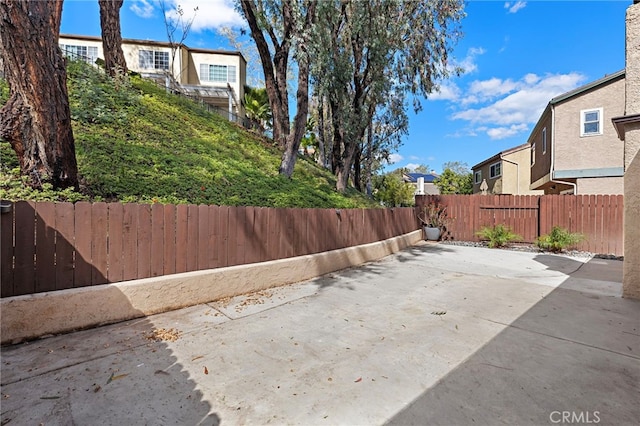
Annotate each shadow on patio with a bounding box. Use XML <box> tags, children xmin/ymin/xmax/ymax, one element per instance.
<box><xmin>386</xmin><ymin>256</ymin><xmax>640</xmax><ymax>426</ymax></box>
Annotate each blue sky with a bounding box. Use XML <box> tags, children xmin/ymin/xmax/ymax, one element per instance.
<box><xmin>60</xmin><ymin>0</ymin><xmax>630</xmax><ymax>174</ymax></box>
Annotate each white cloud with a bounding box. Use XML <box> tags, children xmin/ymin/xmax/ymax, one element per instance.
<box><xmin>387</xmin><ymin>153</ymin><xmax>403</xmax><ymax>164</ymax></box>
<box><xmin>455</xmin><ymin>47</ymin><xmax>486</xmax><ymax>75</ymax></box>
<box><xmin>131</xmin><ymin>1</ymin><xmax>244</xmax><ymax>30</ymax></box>
<box><xmin>429</xmin><ymin>82</ymin><xmax>461</xmax><ymax>101</ymax></box>
<box><xmin>405</xmin><ymin>163</ymin><xmax>422</xmax><ymax>171</ymax></box>
<box><xmin>504</xmin><ymin>1</ymin><xmax>527</xmax><ymax>14</ymax></box>
<box><xmin>165</xmin><ymin>0</ymin><xmax>244</xmax><ymax>31</ymax></box>
<box><xmin>486</xmin><ymin>124</ymin><xmax>529</xmax><ymax>140</ymax></box>
<box><xmin>450</xmin><ymin>72</ymin><xmax>587</xmax><ymax>140</ymax></box>
<box><xmin>130</xmin><ymin>0</ymin><xmax>155</xmax><ymax>18</ymax></box>
<box><xmin>429</xmin><ymin>47</ymin><xmax>486</xmax><ymax>103</ymax></box>
<box><xmin>453</xmin><ymin>72</ymin><xmax>586</xmax><ymax>125</ymax></box>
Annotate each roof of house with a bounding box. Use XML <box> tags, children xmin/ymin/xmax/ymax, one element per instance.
<box><xmin>550</xmin><ymin>69</ymin><xmax>625</xmax><ymax>105</ymax></box>
<box><xmin>403</xmin><ymin>172</ymin><xmax>438</xmax><ymax>183</ymax></box>
<box><xmin>471</xmin><ymin>142</ymin><xmax>530</xmax><ymax>170</ymax></box>
<box><xmin>59</xmin><ymin>34</ymin><xmax>247</xmax><ymax>62</ymax></box>
<box><xmin>525</xmin><ymin>69</ymin><xmax>625</xmax><ymax>144</ymax></box>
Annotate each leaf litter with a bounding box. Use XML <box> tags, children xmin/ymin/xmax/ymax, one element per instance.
<box><xmin>144</xmin><ymin>328</ymin><xmax>181</xmax><ymax>342</ymax></box>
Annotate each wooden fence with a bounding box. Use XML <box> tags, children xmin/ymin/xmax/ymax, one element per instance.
<box><xmin>0</xmin><ymin>201</ymin><xmax>418</xmax><ymax>298</ymax></box>
<box><xmin>416</xmin><ymin>194</ymin><xmax>624</xmax><ymax>256</ymax></box>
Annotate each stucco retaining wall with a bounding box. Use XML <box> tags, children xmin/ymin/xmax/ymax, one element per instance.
<box><xmin>1</xmin><ymin>230</ymin><xmax>422</xmax><ymax>344</ymax></box>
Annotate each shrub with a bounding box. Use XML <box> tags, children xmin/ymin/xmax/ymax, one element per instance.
<box><xmin>418</xmin><ymin>203</ymin><xmax>452</xmax><ymax>229</ymax></box>
<box><xmin>476</xmin><ymin>224</ymin><xmax>521</xmax><ymax>248</ymax></box>
<box><xmin>537</xmin><ymin>226</ymin><xmax>584</xmax><ymax>252</ymax></box>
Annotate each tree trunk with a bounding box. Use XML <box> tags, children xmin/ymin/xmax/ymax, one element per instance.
<box><xmin>279</xmin><ymin>59</ymin><xmax>309</xmax><ymax>177</ymax></box>
<box><xmin>278</xmin><ymin>1</ymin><xmax>316</xmax><ymax>178</ymax></box>
<box><xmin>239</xmin><ymin>0</ymin><xmax>291</xmax><ymax>150</ymax></box>
<box><xmin>353</xmin><ymin>142</ymin><xmax>362</xmax><ymax>192</ymax></box>
<box><xmin>99</xmin><ymin>0</ymin><xmax>127</xmax><ymax>77</ymax></box>
<box><xmin>0</xmin><ymin>0</ymin><xmax>78</xmax><ymax>190</ymax></box>
<box><xmin>365</xmin><ymin>122</ymin><xmax>373</xmax><ymax>196</ymax></box>
<box><xmin>316</xmin><ymin>96</ymin><xmax>327</xmax><ymax>167</ymax></box>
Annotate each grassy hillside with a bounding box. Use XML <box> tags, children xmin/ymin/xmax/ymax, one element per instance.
<box><xmin>0</xmin><ymin>61</ymin><xmax>375</xmax><ymax>208</ymax></box>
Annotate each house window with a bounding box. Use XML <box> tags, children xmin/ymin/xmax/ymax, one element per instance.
<box><xmin>200</xmin><ymin>64</ymin><xmax>237</xmax><ymax>83</ymax></box>
<box><xmin>531</xmin><ymin>143</ymin><xmax>536</xmax><ymax>166</ymax></box>
<box><xmin>542</xmin><ymin>127</ymin><xmax>547</xmax><ymax>154</ymax></box>
<box><xmin>60</xmin><ymin>44</ymin><xmax>98</xmax><ymax>64</ymax></box>
<box><xmin>139</xmin><ymin>50</ymin><xmax>169</xmax><ymax>70</ymax></box>
<box><xmin>580</xmin><ymin>108</ymin><xmax>603</xmax><ymax>136</ymax></box>
<box><xmin>474</xmin><ymin>170</ymin><xmax>482</xmax><ymax>184</ymax></box>
<box><xmin>490</xmin><ymin>162</ymin><xmax>501</xmax><ymax>179</ymax></box>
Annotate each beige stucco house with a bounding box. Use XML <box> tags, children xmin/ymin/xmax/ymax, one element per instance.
<box><xmin>529</xmin><ymin>70</ymin><xmax>625</xmax><ymax>195</ymax></box>
<box><xmin>59</xmin><ymin>34</ymin><xmax>247</xmax><ymax>118</ymax></box>
<box><xmin>471</xmin><ymin>143</ymin><xmax>543</xmax><ymax>195</ymax></box>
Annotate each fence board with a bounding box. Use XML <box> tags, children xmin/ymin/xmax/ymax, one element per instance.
<box><xmin>122</xmin><ymin>204</ymin><xmax>138</xmax><ymax>281</ymax></box>
<box><xmin>151</xmin><ymin>203</ymin><xmax>165</xmax><ymax>277</ymax></box>
<box><xmin>586</xmin><ymin>195</ymin><xmax>596</xmax><ymax>253</ymax></box>
<box><xmin>204</xmin><ymin>205</ymin><xmax>217</xmax><ymax>269</ymax></box>
<box><xmin>305</xmin><ymin>209</ymin><xmax>319</xmax><ymax>254</ymax></box>
<box><xmin>281</xmin><ymin>208</ymin><xmax>294</xmax><ymax>258</ymax></box>
<box><xmin>13</xmin><ymin>201</ymin><xmax>36</xmax><ymax>295</ymax></box>
<box><xmin>91</xmin><ymin>202</ymin><xmax>108</xmax><ymax>285</ymax></box>
<box><xmin>55</xmin><ymin>203</ymin><xmax>75</xmax><ymax>289</ymax></box>
<box><xmin>137</xmin><ymin>204</ymin><xmax>152</xmax><ymax>279</ymax></box>
<box><xmin>611</xmin><ymin>195</ymin><xmax>624</xmax><ymax>255</ymax></box>
<box><xmin>35</xmin><ymin>202</ymin><xmax>56</xmax><ymax>293</ymax></box>
<box><xmin>245</xmin><ymin>207</ymin><xmax>261</xmax><ymax>264</ymax></box>
<box><xmin>1</xmin><ymin>202</ymin><xmax>14</xmax><ymax>295</ymax></box>
<box><xmin>315</xmin><ymin>209</ymin><xmax>332</xmax><ymax>253</ymax></box>
<box><xmin>197</xmin><ymin>204</ymin><xmax>210</xmax><ymax>270</ymax></box>
<box><xmin>107</xmin><ymin>203</ymin><xmax>124</xmax><ymax>283</ymax></box>
<box><xmin>214</xmin><ymin>206</ymin><xmax>229</xmax><ymax>268</ymax></box>
<box><xmin>263</xmin><ymin>207</ymin><xmax>278</xmax><ymax>261</ymax></box>
<box><xmin>175</xmin><ymin>204</ymin><xmax>188</xmax><ymax>273</ymax></box>
<box><xmin>226</xmin><ymin>206</ymin><xmax>240</xmax><ymax>266</ymax></box>
<box><xmin>186</xmin><ymin>205</ymin><xmax>199</xmax><ymax>272</ymax></box>
<box><xmin>163</xmin><ymin>204</ymin><xmax>176</xmax><ymax>276</ymax></box>
<box><xmin>292</xmin><ymin>208</ymin><xmax>308</xmax><ymax>253</ymax></box>
<box><xmin>74</xmin><ymin>202</ymin><xmax>92</xmax><ymax>287</ymax></box>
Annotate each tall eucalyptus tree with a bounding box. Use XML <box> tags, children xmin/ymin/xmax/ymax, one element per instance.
<box><xmin>311</xmin><ymin>0</ymin><xmax>465</xmax><ymax>192</ymax></box>
<box><xmin>239</xmin><ymin>0</ymin><xmax>316</xmax><ymax>178</ymax></box>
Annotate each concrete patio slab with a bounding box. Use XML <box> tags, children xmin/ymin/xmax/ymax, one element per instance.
<box><xmin>1</xmin><ymin>243</ymin><xmax>638</xmax><ymax>425</ymax></box>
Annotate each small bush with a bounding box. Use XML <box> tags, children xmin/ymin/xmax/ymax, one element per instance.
<box><xmin>418</xmin><ymin>203</ymin><xmax>452</xmax><ymax>229</ymax></box>
<box><xmin>537</xmin><ymin>226</ymin><xmax>584</xmax><ymax>252</ymax></box>
<box><xmin>476</xmin><ymin>224</ymin><xmax>521</xmax><ymax>248</ymax></box>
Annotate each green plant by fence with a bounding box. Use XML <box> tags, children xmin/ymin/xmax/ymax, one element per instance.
<box><xmin>0</xmin><ymin>201</ymin><xmax>417</xmax><ymax>298</ymax></box>
<box><xmin>416</xmin><ymin>194</ymin><xmax>624</xmax><ymax>256</ymax></box>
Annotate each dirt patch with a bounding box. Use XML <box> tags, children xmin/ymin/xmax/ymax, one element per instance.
<box><xmin>144</xmin><ymin>328</ymin><xmax>181</xmax><ymax>342</ymax></box>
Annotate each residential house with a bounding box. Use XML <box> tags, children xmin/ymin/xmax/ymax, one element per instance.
<box><xmin>472</xmin><ymin>143</ymin><xmax>543</xmax><ymax>195</ymax></box>
<box><xmin>403</xmin><ymin>172</ymin><xmax>440</xmax><ymax>195</ymax></box>
<box><xmin>59</xmin><ymin>34</ymin><xmax>247</xmax><ymax>119</ymax></box>
<box><xmin>529</xmin><ymin>70</ymin><xmax>625</xmax><ymax>194</ymax></box>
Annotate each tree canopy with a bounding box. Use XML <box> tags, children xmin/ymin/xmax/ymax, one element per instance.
<box><xmin>239</xmin><ymin>0</ymin><xmax>465</xmax><ymax>191</ymax></box>
<box><xmin>308</xmin><ymin>0</ymin><xmax>464</xmax><ymax>192</ymax></box>
<box><xmin>434</xmin><ymin>162</ymin><xmax>473</xmax><ymax>194</ymax></box>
